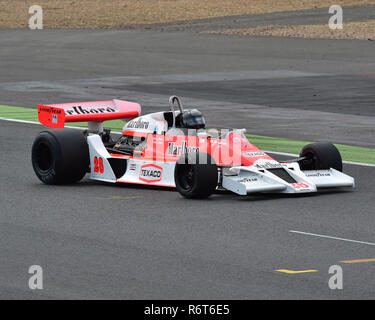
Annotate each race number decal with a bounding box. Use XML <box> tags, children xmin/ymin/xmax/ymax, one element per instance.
<box><xmin>94</xmin><ymin>157</ymin><xmax>104</xmax><ymax>174</ymax></box>
<box><xmin>291</xmin><ymin>182</ymin><xmax>309</xmax><ymax>189</ymax></box>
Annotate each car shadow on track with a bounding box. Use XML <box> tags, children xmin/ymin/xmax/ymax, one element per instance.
<box><xmin>214</xmin><ymin>187</ymin><xmax>354</xmax><ymax>202</ymax></box>
<box><xmin>29</xmin><ymin>178</ymin><xmax>354</xmax><ymax>202</ymax></box>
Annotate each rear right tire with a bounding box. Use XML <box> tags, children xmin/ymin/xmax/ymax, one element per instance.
<box><xmin>31</xmin><ymin>129</ymin><xmax>89</xmax><ymax>184</ymax></box>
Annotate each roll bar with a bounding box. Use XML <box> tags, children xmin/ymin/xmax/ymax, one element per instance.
<box><xmin>168</xmin><ymin>96</ymin><xmax>184</xmax><ymax>128</ymax></box>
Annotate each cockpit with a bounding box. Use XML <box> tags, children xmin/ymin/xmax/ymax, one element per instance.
<box><xmin>164</xmin><ymin>96</ymin><xmax>206</xmax><ymax>130</ymax></box>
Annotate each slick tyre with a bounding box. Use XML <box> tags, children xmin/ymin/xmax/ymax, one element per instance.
<box><xmin>299</xmin><ymin>142</ymin><xmax>343</xmax><ymax>172</ymax></box>
<box><xmin>174</xmin><ymin>152</ymin><xmax>218</xmax><ymax>199</ymax></box>
<box><xmin>32</xmin><ymin>129</ymin><xmax>89</xmax><ymax>184</ymax></box>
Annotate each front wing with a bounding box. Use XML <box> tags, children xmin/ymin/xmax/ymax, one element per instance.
<box><xmin>222</xmin><ymin>162</ymin><xmax>355</xmax><ymax>195</ymax></box>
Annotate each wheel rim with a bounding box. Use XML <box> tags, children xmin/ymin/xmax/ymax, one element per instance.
<box><xmin>35</xmin><ymin>142</ymin><xmax>53</xmax><ymax>172</ymax></box>
<box><xmin>178</xmin><ymin>164</ymin><xmax>194</xmax><ymax>191</ymax></box>
<box><xmin>301</xmin><ymin>151</ymin><xmax>317</xmax><ymax>170</ymax></box>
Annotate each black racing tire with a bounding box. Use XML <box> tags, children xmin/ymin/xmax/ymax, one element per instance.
<box><xmin>174</xmin><ymin>152</ymin><xmax>218</xmax><ymax>199</ymax></box>
<box><xmin>299</xmin><ymin>142</ymin><xmax>342</xmax><ymax>172</ymax></box>
<box><xmin>31</xmin><ymin>129</ymin><xmax>89</xmax><ymax>184</ymax></box>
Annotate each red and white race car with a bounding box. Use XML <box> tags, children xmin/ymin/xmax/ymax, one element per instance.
<box><xmin>32</xmin><ymin>96</ymin><xmax>355</xmax><ymax>198</ymax></box>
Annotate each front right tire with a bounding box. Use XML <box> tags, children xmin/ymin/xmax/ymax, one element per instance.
<box><xmin>174</xmin><ymin>152</ymin><xmax>218</xmax><ymax>198</ymax></box>
<box><xmin>31</xmin><ymin>129</ymin><xmax>89</xmax><ymax>184</ymax></box>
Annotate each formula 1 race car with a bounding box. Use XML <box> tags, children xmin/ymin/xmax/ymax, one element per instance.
<box><xmin>32</xmin><ymin>96</ymin><xmax>355</xmax><ymax>198</ymax></box>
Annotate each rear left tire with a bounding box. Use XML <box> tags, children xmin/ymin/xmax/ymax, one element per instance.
<box><xmin>31</xmin><ymin>129</ymin><xmax>89</xmax><ymax>184</ymax></box>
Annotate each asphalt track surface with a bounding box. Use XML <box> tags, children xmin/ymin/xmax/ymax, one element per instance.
<box><xmin>1</xmin><ymin>30</ymin><xmax>374</xmax><ymax>147</ymax></box>
<box><xmin>0</xmin><ymin>28</ymin><xmax>375</xmax><ymax>299</ymax></box>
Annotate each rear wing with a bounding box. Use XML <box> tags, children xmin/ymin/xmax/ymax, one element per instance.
<box><xmin>38</xmin><ymin>99</ymin><xmax>141</xmax><ymax>129</ymax></box>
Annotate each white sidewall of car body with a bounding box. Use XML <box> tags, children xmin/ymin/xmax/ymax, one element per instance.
<box><xmin>87</xmin><ymin>134</ymin><xmax>177</xmax><ymax>187</ymax></box>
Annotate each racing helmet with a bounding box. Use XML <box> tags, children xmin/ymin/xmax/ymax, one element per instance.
<box><xmin>176</xmin><ymin>109</ymin><xmax>206</xmax><ymax>129</ymax></box>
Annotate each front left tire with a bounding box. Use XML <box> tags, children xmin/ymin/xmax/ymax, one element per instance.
<box><xmin>299</xmin><ymin>142</ymin><xmax>343</xmax><ymax>172</ymax></box>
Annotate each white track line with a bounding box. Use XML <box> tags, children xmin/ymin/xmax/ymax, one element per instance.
<box><xmin>342</xmin><ymin>160</ymin><xmax>375</xmax><ymax>167</ymax></box>
<box><xmin>290</xmin><ymin>230</ymin><xmax>375</xmax><ymax>247</ymax></box>
<box><xmin>0</xmin><ymin>117</ymin><xmax>374</xmax><ymax>167</ymax></box>
<box><xmin>0</xmin><ymin>117</ymin><xmax>42</xmax><ymax>126</ymax></box>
